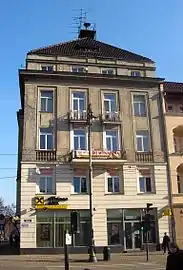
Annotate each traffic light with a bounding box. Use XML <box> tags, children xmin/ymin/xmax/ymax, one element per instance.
<box><xmin>70</xmin><ymin>211</ymin><xmax>80</xmax><ymax>234</ymax></box>
<box><xmin>142</xmin><ymin>203</ymin><xmax>153</xmax><ymax>231</ymax></box>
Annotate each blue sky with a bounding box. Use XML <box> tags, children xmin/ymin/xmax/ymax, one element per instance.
<box><xmin>0</xmin><ymin>0</ymin><xmax>182</xmax><ymax>205</ymax></box>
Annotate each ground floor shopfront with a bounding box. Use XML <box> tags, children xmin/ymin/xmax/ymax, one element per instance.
<box><xmin>173</xmin><ymin>205</ymin><xmax>183</xmax><ymax>249</ymax></box>
<box><xmin>32</xmin><ymin>208</ymin><xmax>160</xmax><ymax>251</ymax></box>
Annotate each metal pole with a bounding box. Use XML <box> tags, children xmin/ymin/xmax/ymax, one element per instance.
<box><xmin>159</xmin><ymin>84</ymin><xmax>176</xmax><ymax>243</ymax></box>
<box><xmin>64</xmin><ymin>230</ymin><xmax>69</xmax><ymax>270</ymax></box>
<box><xmin>87</xmin><ymin>104</ymin><xmax>97</xmax><ymax>263</ymax></box>
<box><xmin>146</xmin><ymin>230</ymin><xmax>149</xmax><ymax>262</ymax></box>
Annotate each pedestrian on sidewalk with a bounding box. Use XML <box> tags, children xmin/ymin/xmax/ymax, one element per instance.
<box><xmin>162</xmin><ymin>232</ymin><xmax>170</xmax><ymax>254</ymax></box>
<box><xmin>166</xmin><ymin>243</ymin><xmax>183</xmax><ymax>270</ymax></box>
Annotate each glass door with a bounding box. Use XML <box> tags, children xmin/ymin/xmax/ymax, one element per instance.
<box><xmin>125</xmin><ymin>222</ymin><xmax>141</xmax><ymax>250</ymax></box>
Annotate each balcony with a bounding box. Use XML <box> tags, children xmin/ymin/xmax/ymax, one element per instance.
<box><xmin>36</xmin><ymin>150</ymin><xmax>56</xmax><ymax>161</ymax></box>
<box><xmin>69</xmin><ymin>149</ymin><xmax>127</xmax><ymax>166</ymax></box>
<box><xmin>68</xmin><ymin>110</ymin><xmax>87</xmax><ymax>123</ymax></box>
<box><xmin>101</xmin><ymin>111</ymin><xmax>121</xmax><ymax>124</ymax></box>
<box><xmin>135</xmin><ymin>152</ymin><xmax>153</xmax><ymax>163</ymax></box>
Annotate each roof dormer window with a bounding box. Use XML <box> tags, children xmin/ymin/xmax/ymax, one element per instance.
<box><xmin>101</xmin><ymin>68</ymin><xmax>115</xmax><ymax>75</ymax></box>
<box><xmin>41</xmin><ymin>65</ymin><xmax>54</xmax><ymax>72</ymax></box>
<box><xmin>71</xmin><ymin>66</ymin><xmax>88</xmax><ymax>73</ymax></box>
<box><xmin>131</xmin><ymin>71</ymin><xmax>142</xmax><ymax>77</ymax></box>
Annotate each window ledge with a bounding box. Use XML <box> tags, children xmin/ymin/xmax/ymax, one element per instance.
<box><xmin>137</xmin><ymin>192</ymin><xmax>156</xmax><ymax>195</ymax></box>
<box><xmin>172</xmin><ymin>193</ymin><xmax>183</xmax><ymax>197</ymax></box>
<box><xmin>134</xmin><ymin>115</ymin><xmax>147</xmax><ymax>117</ymax></box>
<box><xmin>71</xmin><ymin>193</ymin><xmax>89</xmax><ymax>196</ymax></box>
<box><xmin>39</xmin><ymin>111</ymin><xmax>53</xmax><ymax>114</ymax></box>
<box><xmin>105</xmin><ymin>192</ymin><xmax>124</xmax><ymax>195</ymax></box>
<box><xmin>35</xmin><ymin>193</ymin><xmax>56</xmax><ymax>196</ymax></box>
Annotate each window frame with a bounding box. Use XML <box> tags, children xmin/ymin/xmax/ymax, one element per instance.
<box><xmin>71</xmin><ymin>66</ymin><xmax>87</xmax><ymax>73</ymax></box>
<box><xmin>137</xmin><ymin>168</ymin><xmax>153</xmax><ymax>194</ymax></box>
<box><xmin>41</xmin><ymin>65</ymin><xmax>54</xmax><ymax>72</ymax></box>
<box><xmin>101</xmin><ymin>68</ymin><xmax>115</xmax><ymax>75</ymax></box>
<box><xmin>136</xmin><ymin>130</ymin><xmax>150</xmax><ymax>152</ymax></box>
<box><xmin>72</xmin><ymin>175</ymin><xmax>87</xmax><ymax>194</ymax></box>
<box><xmin>40</xmin><ymin>90</ymin><xmax>54</xmax><ymax>113</ymax></box>
<box><xmin>106</xmin><ymin>175</ymin><xmax>120</xmax><ymax>194</ymax></box>
<box><xmin>131</xmin><ymin>70</ymin><xmax>142</xmax><ymax>77</ymax></box>
<box><xmin>71</xmin><ymin>91</ymin><xmax>86</xmax><ymax>112</ymax></box>
<box><xmin>104</xmin><ymin>128</ymin><xmax>120</xmax><ymax>151</ymax></box>
<box><xmin>72</xmin><ymin>127</ymin><xmax>88</xmax><ymax>151</ymax></box>
<box><xmin>103</xmin><ymin>93</ymin><xmax>117</xmax><ymax>113</ymax></box>
<box><xmin>133</xmin><ymin>94</ymin><xmax>147</xmax><ymax>117</ymax></box>
<box><xmin>39</xmin><ymin>128</ymin><xmax>54</xmax><ymax>150</ymax></box>
<box><xmin>38</xmin><ymin>175</ymin><xmax>53</xmax><ymax>194</ymax></box>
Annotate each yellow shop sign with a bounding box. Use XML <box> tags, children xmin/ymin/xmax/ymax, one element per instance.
<box><xmin>35</xmin><ymin>204</ymin><xmax>68</xmax><ymax>210</ymax></box>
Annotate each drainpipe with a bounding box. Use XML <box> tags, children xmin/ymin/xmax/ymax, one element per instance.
<box><xmin>159</xmin><ymin>83</ymin><xmax>176</xmax><ymax>243</ymax></box>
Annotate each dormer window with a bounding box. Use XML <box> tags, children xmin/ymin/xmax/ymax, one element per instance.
<box><xmin>41</xmin><ymin>65</ymin><xmax>54</xmax><ymax>72</ymax></box>
<box><xmin>131</xmin><ymin>71</ymin><xmax>141</xmax><ymax>77</ymax></box>
<box><xmin>102</xmin><ymin>68</ymin><xmax>115</xmax><ymax>75</ymax></box>
<box><xmin>71</xmin><ymin>66</ymin><xmax>87</xmax><ymax>73</ymax></box>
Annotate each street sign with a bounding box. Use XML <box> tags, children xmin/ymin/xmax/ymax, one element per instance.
<box><xmin>65</xmin><ymin>233</ymin><xmax>72</xmax><ymax>245</ymax></box>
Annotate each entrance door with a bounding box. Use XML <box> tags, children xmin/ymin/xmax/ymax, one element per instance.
<box><xmin>125</xmin><ymin>222</ymin><xmax>141</xmax><ymax>250</ymax></box>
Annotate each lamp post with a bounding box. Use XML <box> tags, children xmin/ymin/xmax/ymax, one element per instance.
<box><xmin>87</xmin><ymin>103</ymin><xmax>97</xmax><ymax>263</ymax></box>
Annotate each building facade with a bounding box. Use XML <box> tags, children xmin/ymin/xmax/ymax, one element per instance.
<box><xmin>17</xmin><ymin>25</ymin><xmax>170</xmax><ymax>253</ymax></box>
<box><xmin>162</xmin><ymin>82</ymin><xmax>183</xmax><ymax>248</ymax></box>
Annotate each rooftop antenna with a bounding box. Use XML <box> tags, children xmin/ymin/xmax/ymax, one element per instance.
<box><xmin>70</xmin><ymin>8</ymin><xmax>92</xmax><ymax>38</ymax></box>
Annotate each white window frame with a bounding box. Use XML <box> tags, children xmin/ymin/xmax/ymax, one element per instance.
<box><xmin>131</xmin><ymin>70</ymin><xmax>142</xmax><ymax>77</ymax></box>
<box><xmin>40</xmin><ymin>90</ymin><xmax>53</xmax><ymax>113</ymax></box>
<box><xmin>71</xmin><ymin>66</ymin><xmax>87</xmax><ymax>73</ymax></box>
<box><xmin>71</xmin><ymin>127</ymin><xmax>88</xmax><ymax>151</ymax></box>
<box><xmin>72</xmin><ymin>175</ymin><xmax>87</xmax><ymax>194</ymax></box>
<box><xmin>103</xmin><ymin>93</ymin><xmax>117</xmax><ymax>113</ymax></box>
<box><xmin>136</xmin><ymin>131</ymin><xmax>150</xmax><ymax>152</ymax></box>
<box><xmin>133</xmin><ymin>94</ymin><xmax>147</xmax><ymax>116</ymax></box>
<box><xmin>39</xmin><ymin>128</ymin><xmax>53</xmax><ymax>150</ymax></box>
<box><xmin>103</xmin><ymin>128</ymin><xmax>120</xmax><ymax>151</ymax></box>
<box><xmin>106</xmin><ymin>175</ymin><xmax>120</xmax><ymax>193</ymax></box>
<box><xmin>71</xmin><ymin>91</ymin><xmax>86</xmax><ymax>112</ymax></box>
<box><xmin>38</xmin><ymin>175</ymin><xmax>53</xmax><ymax>194</ymax></box>
<box><xmin>41</xmin><ymin>65</ymin><xmax>54</xmax><ymax>72</ymax></box>
<box><xmin>137</xmin><ymin>168</ymin><xmax>154</xmax><ymax>193</ymax></box>
<box><xmin>101</xmin><ymin>68</ymin><xmax>115</xmax><ymax>75</ymax></box>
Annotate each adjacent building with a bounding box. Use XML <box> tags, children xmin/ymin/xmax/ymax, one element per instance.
<box><xmin>162</xmin><ymin>82</ymin><xmax>183</xmax><ymax>248</ymax></box>
<box><xmin>17</xmin><ymin>24</ymin><xmax>170</xmax><ymax>253</ymax></box>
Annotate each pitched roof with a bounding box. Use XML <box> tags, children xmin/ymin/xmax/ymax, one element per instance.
<box><xmin>163</xmin><ymin>81</ymin><xmax>183</xmax><ymax>93</ymax></box>
<box><xmin>27</xmin><ymin>38</ymin><xmax>154</xmax><ymax>63</ymax></box>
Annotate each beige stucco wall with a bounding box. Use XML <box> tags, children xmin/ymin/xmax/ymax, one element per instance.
<box><xmin>22</xmin><ymin>82</ymin><xmax>165</xmax><ymax>164</ymax></box>
<box><xmin>20</xmin><ymin>163</ymin><xmax>169</xmax><ymax>248</ymax></box>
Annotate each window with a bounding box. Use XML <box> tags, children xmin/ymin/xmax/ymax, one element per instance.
<box><xmin>136</xmin><ymin>131</ymin><xmax>150</xmax><ymax>152</ymax></box>
<box><xmin>102</xmin><ymin>69</ymin><xmax>115</xmax><ymax>75</ymax></box>
<box><xmin>104</xmin><ymin>93</ymin><xmax>116</xmax><ymax>112</ymax></box>
<box><xmin>73</xmin><ymin>129</ymin><xmax>86</xmax><ymax>150</ymax></box>
<box><xmin>41</xmin><ymin>66</ymin><xmax>54</xmax><ymax>72</ymax></box>
<box><xmin>131</xmin><ymin>71</ymin><xmax>141</xmax><ymax>77</ymax></box>
<box><xmin>107</xmin><ymin>176</ymin><xmax>120</xmax><ymax>193</ymax></box>
<box><xmin>138</xmin><ymin>169</ymin><xmax>152</xmax><ymax>193</ymax></box>
<box><xmin>72</xmin><ymin>92</ymin><xmax>86</xmax><ymax>111</ymax></box>
<box><xmin>72</xmin><ymin>66</ymin><xmax>87</xmax><ymax>73</ymax></box>
<box><xmin>133</xmin><ymin>95</ymin><xmax>146</xmax><ymax>116</ymax></box>
<box><xmin>105</xmin><ymin>130</ymin><xmax>119</xmax><ymax>151</ymax></box>
<box><xmin>40</xmin><ymin>128</ymin><xmax>53</xmax><ymax>150</ymax></box>
<box><xmin>40</xmin><ymin>91</ymin><xmax>53</xmax><ymax>113</ymax></box>
<box><xmin>39</xmin><ymin>175</ymin><xmax>53</xmax><ymax>194</ymax></box>
<box><xmin>73</xmin><ymin>176</ymin><xmax>87</xmax><ymax>193</ymax></box>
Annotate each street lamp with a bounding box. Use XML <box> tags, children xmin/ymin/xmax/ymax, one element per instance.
<box><xmin>87</xmin><ymin>103</ymin><xmax>97</xmax><ymax>263</ymax></box>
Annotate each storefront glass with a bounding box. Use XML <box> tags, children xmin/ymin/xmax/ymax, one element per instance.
<box><xmin>36</xmin><ymin>210</ymin><xmax>90</xmax><ymax>248</ymax></box>
<box><xmin>107</xmin><ymin>208</ymin><xmax>158</xmax><ymax>250</ymax></box>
